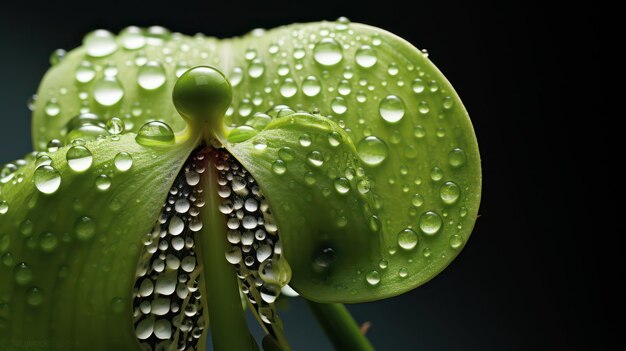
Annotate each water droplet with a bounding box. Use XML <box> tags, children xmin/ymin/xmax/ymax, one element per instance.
<box><xmin>299</xmin><ymin>134</ymin><xmax>312</xmax><ymax>147</ymax></box>
<box><xmin>119</xmin><ymin>26</ymin><xmax>146</xmax><ymax>50</ymax></box>
<box><xmin>154</xmin><ymin>319</ymin><xmax>172</xmax><ymax>339</ymax></box>
<box><xmin>355</xmin><ymin>45</ymin><xmax>377</xmax><ymax>68</ymax></box>
<box><xmin>93</xmin><ymin>77</ymin><xmax>124</xmax><ymax>106</ymax></box>
<box><xmin>449</xmin><ymin>234</ymin><xmax>463</xmax><ymax>249</ymax></box>
<box><xmin>387</xmin><ymin>63</ymin><xmax>399</xmax><ymax>76</ymax></box>
<box><xmin>45</xmin><ymin>98</ymin><xmax>60</xmax><ymax>117</ymax></box>
<box><xmin>418</xmin><ymin>101</ymin><xmax>430</xmax><ymax>114</ymax></box>
<box><xmin>277</xmin><ymin>62</ymin><xmax>290</xmax><ymax>76</ymax></box>
<box><xmin>248</xmin><ymin>58</ymin><xmax>265</xmax><ymax>78</ymax></box>
<box><xmin>412</xmin><ymin>78</ymin><xmax>425</xmax><ymax>94</ymax></box>
<box><xmin>19</xmin><ymin>219</ymin><xmax>33</xmax><ymax>237</ymax></box>
<box><xmin>307</xmin><ymin>151</ymin><xmax>324</xmax><ymax>167</ymax></box>
<box><xmin>75</xmin><ymin>216</ymin><xmax>96</xmax><ymax>240</ymax></box>
<box><xmin>414</xmin><ymin>125</ymin><xmax>426</xmax><ymax>139</ymax></box>
<box><xmin>443</xmin><ymin>96</ymin><xmax>454</xmax><ymax>109</ymax></box>
<box><xmin>430</xmin><ymin>167</ymin><xmax>443</xmax><ymax>182</ymax></box>
<box><xmin>379</xmin><ymin>95</ymin><xmax>405</xmax><ymax>123</ymax></box>
<box><xmin>331</xmin><ymin>97</ymin><xmax>347</xmax><ymax>114</ymax></box>
<box><xmin>397</xmin><ymin>228</ymin><xmax>419</xmax><ymax>250</ymax></box>
<box><xmin>0</xmin><ymin>201</ymin><xmax>8</xmax><ymax>215</ymax></box>
<box><xmin>440</xmin><ymin>181</ymin><xmax>461</xmax><ymax>205</ymax></box>
<box><xmin>39</xmin><ymin>232</ymin><xmax>58</xmax><ymax>252</ymax></box>
<box><xmin>337</xmin><ymin>80</ymin><xmax>352</xmax><ymax>95</ymax></box>
<box><xmin>84</xmin><ymin>29</ymin><xmax>118</xmax><ymax>57</ymax></box>
<box><xmin>302</xmin><ymin>76</ymin><xmax>321</xmax><ymax>97</ymax></box>
<box><xmin>14</xmin><ymin>263</ymin><xmax>33</xmax><ymax>285</ymax></box>
<box><xmin>34</xmin><ymin>166</ymin><xmax>61</xmax><ymax>194</ymax></box>
<box><xmin>328</xmin><ymin>132</ymin><xmax>342</xmax><ymax>147</ymax></box>
<box><xmin>260</xmin><ymin>284</ymin><xmax>281</xmax><ymax>303</ymax></box>
<box><xmin>279</xmin><ymin>78</ymin><xmax>298</xmax><ymax>98</ymax></box>
<box><xmin>106</xmin><ymin>117</ymin><xmax>125</xmax><ymax>135</ymax></box>
<box><xmin>136</xmin><ymin>121</ymin><xmax>175</xmax><ymax>146</ymax></box>
<box><xmin>411</xmin><ymin>194</ymin><xmax>424</xmax><ymax>207</ymax></box>
<box><xmin>272</xmin><ymin>160</ymin><xmax>287</xmax><ymax>175</ymax></box>
<box><xmin>278</xmin><ymin>147</ymin><xmax>296</xmax><ymax>161</ymax></box>
<box><xmin>313</xmin><ymin>247</ymin><xmax>335</xmax><ymax>272</ymax></box>
<box><xmin>334</xmin><ymin>178</ymin><xmax>350</xmax><ymax>194</ymax></box>
<box><xmin>448</xmin><ymin>148</ymin><xmax>467</xmax><ymax>168</ymax></box>
<box><xmin>357</xmin><ymin>178</ymin><xmax>371</xmax><ymax>194</ymax></box>
<box><xmin>49</xmin><ymin>48</ymin><xmax>66</xmax><ymax>65</ymax></box>
<box><xmin>75</xmin><ymin>61</ymin><xmax>96</xmax><ymax>83</ymax></box>
<box><xmin>135</xmin><ymin>316</ymin><xmax>154</xmax><ymax>339</ymax></box>
<box><xmin>26</xmin><ymin>287</ymin><xmax>44</xmax><ymax>307</ymax></box>
<box><xmin>114</xmin><ymin>152</ymin><xmax>133</xmax><ymax>172</ymax></box>
<box><xmin>419</xmin><ymin>211</ymin><xmax>442</xmax><ymax>235</ymax></box>
<box><xmin>95</xmin><ymin>174</ymin><xmax>112</xmax><ymax>191</ymax></box>
<box><xmin>27</xmin><ymin>94</ymin><xmax>37</xmax><ymax>111</ymax></box>
<box><xmin>66</xmin><ymin>146</ymin><xmax>93</xmax><ymax>172</ymax></box>
<box><xmin>313</xmin><ymin>38</ymin><xmax>343</xmax><ymax>66</ymax></box>
<box><xmin>365</xmin><ymin>270</ymin><xmax>380</xmax><ymax>286</ymax></box>
<box><xmin>398</xmin><ymin>268</ymin><xmax>408</xmax><ymax>278</ymax></box>
<box><xmin>137</xmin><ymin>61</ymin><xmax>166</xmax><ymax>90</ymax></box>
<box><xmin>357</xmin><ymin>136</ymin><xmax>388</xmax><ymax>166</ymax></box>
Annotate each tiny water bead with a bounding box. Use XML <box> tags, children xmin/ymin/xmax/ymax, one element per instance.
<box><xmin>136</xmin><ymin>121</ymin><xmax>175</xmax><ymax>146</ymax></box>
<box><xmin>440</xmin><ymin>181</ymin><xmax>461</xmax><ymax>205</ymax></box>
<box><xmin>411</xmin><ymin>193</ymin><xmax>424</xmax><ymax>207</ymax></box>
<box><xmin>397</xmin><ymin>228</ymin><xmax>419</xmax><ymax>250</ymax></box>
<box><xmin>331</xmin><ymin>97</ymin><xmax>347</xmax><ymax>114</ymax></box>
<box><xmin>13</xmin><ymin>263</ymin><xmax>33</xmax><ymax>285</ymax></box>
<box><xmin>419</xmin><ymin>211</ymin><xmax>443</xmax><ymax>235</ymax></box>
<box><xmin>93</xmin><ymin>76</ymin><xmax>124</xmax><ymax>106</ymax></box>
<box><xmin>84</xmin><ymin>29</ymin><xmax>118</xmax><ymax>57</ymax></box>
<box><xmin>106</xmin><ymin>117</ymin><xmax>125</xmax><ymax>135</ymax></box>
<box><xmin>45</xmin><ymin>98</ymin><xmax>61</xmax><ymax>117</ymax></box>
<box><xmin>95</xmin><ymin>174</ymin><xmax>112</xmax><ymax>191</ymax></box>
<box><xmin>379</xmin><ymin>95</ymin><xmax>406</xmax><ymax>123</ymax></box>
<box><xmin>357</xmin><ymin>136</ymin><xmax>388</xmax><ymax>167</ymax></box>
<box><xmin>307</xmin><ymin>151</ymin><xmax>324</xmax><ymax>167</ymax></box>
<box><xmin>355</xmin><ymin>45</ymin><xmax>377</xmax><ymax>68</ymax></box>
<box><xmin>398</xmin><ymin>268</ymin><xmax>409</xmax><ymax>278</ymax></box>
<box><xmin>272</xmin><ymin>160</ymin><xmax>287</xmax><ymax>175</ymax></box>
<box><xmin>248</xmin><ymin>59</ymin><xmax>265</xmax><ymax>78</ymax></box>
<box><xmin>279</xmin><ymin>78</ymin><xmax>298</xmax><ymax>98</ymax></box>
<box><xmin>430</xmin><ymin>166</ymin><xmax>444</xmax><ymax>182</ymax></box>
<box><xmin>334</xmin><ymin>178</ymin><xmax>351</xmax><ymax>194</ymax></box>
<box><xmin>365</xmin><ymin>270</ymin><xmax>381</xmax><ymax>286</ymax></box>
<box><xmin>114</xmin><ymin>152</ymin><xmax>133</xmax><ymax>172</ymax></box>
<box><xmin>137</xmin><ymin>61</ymin><xmax>167</xmax><ymax>90</ymax></box>
<box><xmin>313</xmin><ymin>38</ymin><xmax>343</xmax><ymax>66</ymax></box>
<box><xmin>75</xmin><ymin>216</ymin><xmax>96</xmax><ymax>241</ymax></box>
<box><xmin>34</xmin><ymin>165</ymin><xmax>61</xmax><ymax>194</ymax></box>
<box><xmin>448</xmin><ymin>147</ymin><xmax>467</xmax><ymax>168</ymax></box>
<box><xmin>66</xmin><ymin>146</ymin><xmax>93</xmax><ymax>172</ymax></box>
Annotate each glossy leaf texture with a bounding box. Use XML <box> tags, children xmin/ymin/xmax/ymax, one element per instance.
<box><xmin>0</xmin><ymin>134</ymin><xmax>197</xmax><ymax>349</ymax></box>
<box><xmin>30</xmin><ymin>20</ymin><xmax>481</xmax><ymax>303</ymax></box>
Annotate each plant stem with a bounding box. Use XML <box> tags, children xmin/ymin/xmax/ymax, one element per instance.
<box><xmin>198</xmin><ymin>152</ymin><xmax>256</xmax><ymax>351</ymax></box>
<box><xmin>307</xmin><ymin>301</ymin><xmax>374</xmax><ymax>351</ymax></box>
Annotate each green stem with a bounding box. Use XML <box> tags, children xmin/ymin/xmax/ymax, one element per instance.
<box><xmin>307</xmin><ymin>301</ymin><xmax>374</xmax><ymax>351</ymax></box>
<box><xmin>198</xmin><ymin>153</ymin><xmax>256</xmax><ymax>351</ymax></box>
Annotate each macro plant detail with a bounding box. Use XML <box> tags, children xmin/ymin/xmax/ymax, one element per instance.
<box><xmin>0</xmin><ymin>18</ymin><xmax>481</xmax><ymax>351</ymax></box>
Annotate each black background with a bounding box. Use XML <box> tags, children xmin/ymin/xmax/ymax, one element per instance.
<box><xmin>0</xmin><ymin>0</ymin><xmax>605</xmax><ymax>350</ymax></box>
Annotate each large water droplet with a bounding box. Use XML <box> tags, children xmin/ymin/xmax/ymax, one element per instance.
<box><xmin>84</xmin><ymin>29</ymin><xmax>118</xmax><ymax>57</ymax></box>
<box><xmin>136</xmin><ymin>121</ymin><xmax>175</xmax><ymax>146</ymax></box>
<box><xmin>357</xmin><ymin>136</ymin><xmax>388</xmax><ymax>166</ymax></box>
<box><xmin>279</xmin><ymin>78</ymin><xmax>298</xmax><ymax>98</ymax></box>
<box><xmin>119</xmin><ymin>26</ymin><xmax>146</xmax><ymax>50</ymax></box>
<box><xmin>137</xmin><ymin>61</ymin><xmax>167</xmax><ymax>90</ymax></box>
<box><xmin>313</xmin><ymin>38</ymin><xmax>343</xmax><ymax>66</ymax></box>
<box><xmin>379</xmin><ymin>95</ymin><xmax>406</xmax><ymax>123</ymax></box>
<box><xmin>397</xmin><ymin>228</ymin><xmax>419</xmax><ymax>250</ymax></box>
<box><xmin>66</xmin><ymin>146</ymin><xmax>93</xmax><ymax>172</ymax></box>
<box><xmin>302</xmin><ymin>76</ymin><xmax>321</xmax><ymax>97</ymax></box>
<box><xmin>75</xmin><ymin>61</ymin><xmax>96</xmax><ymax>83</ymax></box>
<box><xmin>13</xmin><ymin>262</ymin><xmax>33</xmax><ymax>285</ymax></box>
<box><xmin>75</xmin><ymin>216</ymin><xmax>96</xmax><ymax>241</ymax></box>
<box><xmin>448</xmin><ymin>148</ymin><xmax>467</xmax><ymax>168</ymax></box>
<box><xmin>365</xmin><ymin>270</ymin><xmax>381</xmax><ymax>286</ymax></box>
<box><xmin>34</xmin><ymin>166</ymin><xmax>61</xmax><ymax>194</ymax></box>
<box><xmin>419</xmin><ymin>211</ymin><xmax>442</xmax><ymax>235</ymax></box>
<box><xmin>440</xmin><ymin>181</ymin><xmax>461</xmax><ymax>205</ymax></box>
<box><xmin>355</xmin><ymin>45</ymin><xmax>377</xmax><ymax>68</ymax></box>
<box><xmin>114</xmin><ymin>152</ymin><xmax>133</xmax><ymax>172</ymax></box>
<box><xmin>106</xmin><ymin>117</ymin><xmax>125</xmax><ymax>135</ymax></box>
<box><xmin>93</xmin><ymin>77</ymin><xmax>124</xmax><ymax>106</ymax></box>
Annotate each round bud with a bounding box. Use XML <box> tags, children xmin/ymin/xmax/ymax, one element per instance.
<box><xmin>172</xmin><ymin>66</ymin><xmax>232</xmax><ymax>126</ymax></box>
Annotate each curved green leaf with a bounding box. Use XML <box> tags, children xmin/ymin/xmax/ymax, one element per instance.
<box><xmin>0</xmin><ymin>134</ymin><xmax>197</xmax><ymax>349</ymax></box>
<box><xmin>30</xmin><ymin>20</ymin><xmax>480</xmax><ymax>303</ymax></box>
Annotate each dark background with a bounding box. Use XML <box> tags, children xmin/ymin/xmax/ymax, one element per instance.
<box><xmin>1</xmin><ymin>1</ymin><xmax>604</xmax><ymax>350</ymax></box>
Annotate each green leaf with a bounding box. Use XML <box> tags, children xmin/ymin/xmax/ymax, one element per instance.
<box><xmin>0</xmin><ymin>134</ymin><xmax>197</xmax><ymax>349</ymax></box>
